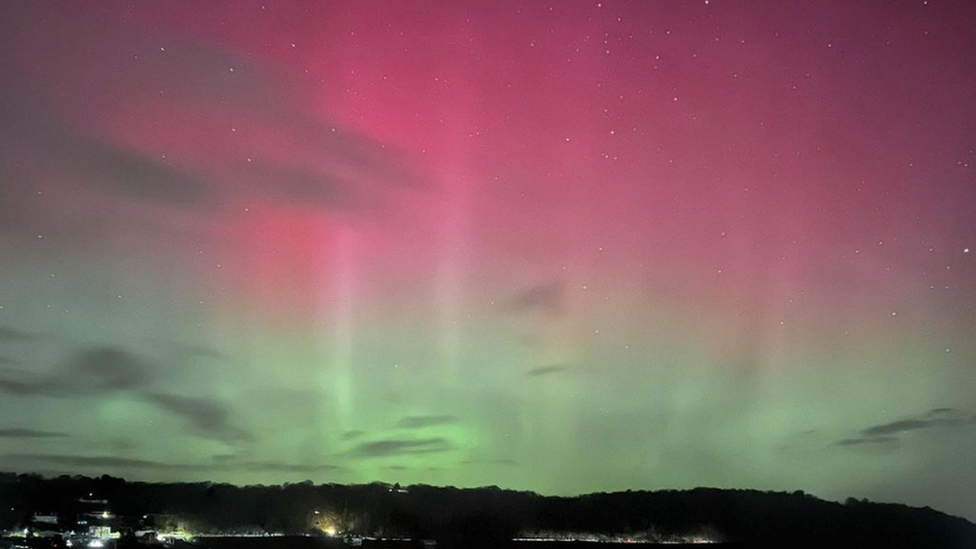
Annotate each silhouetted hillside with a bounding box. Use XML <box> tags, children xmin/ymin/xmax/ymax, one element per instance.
<box><xmin>2</xmin><ymin>473</ymin><xmax>975</xmax><ymax>548</ymax></box>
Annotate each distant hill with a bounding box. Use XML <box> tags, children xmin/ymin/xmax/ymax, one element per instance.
<box><xmin>2</xmin><ymin>473</ymin><xmax>975</xmax><ymax>548</ymax></box>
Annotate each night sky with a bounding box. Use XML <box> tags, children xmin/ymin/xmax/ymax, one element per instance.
<box><xmin>1</xmin><ymin>0</ymin><xmax>976</xmax><ymax>520</ymax></box>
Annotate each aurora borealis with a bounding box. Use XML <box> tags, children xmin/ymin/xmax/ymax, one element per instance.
<box><xmin>1</xmin><ymin>0</ymin><xmax>976</xmax><ymax>521</ymax></box>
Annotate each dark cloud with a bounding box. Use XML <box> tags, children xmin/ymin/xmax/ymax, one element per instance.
<box><xmin>396</xmin><ymin>415</ymin><xmax>457</xmax><ymax>429</ymax></box>
<box><xmin>0</xmin><ymin>375</ymin><xmax>54</xmax><ymax>396</ymax></box>
<box><xmin>4</xmin><ymin>454</ymin><xmax>183</xmax><ymax>471</ymax></box>
<box><xmin>206</xmin><ymin>453</ymin><xmax>341</xmax><ymax>473</ymax></box>
<box><xmin>244</xmin><ymin>161</ymin><xmax>356</xmax><ymax>211</ymax></box>
<box><xmin>107</xmin><ymin>439</ymin><xmax>138</xmax><ymax>453</ymax></box>
<box><xmin>0</xmin><ymin>84</ymin><xmax>213</xmax><ymax>214</ymax></box>
<box><xmin>0</xmin><ymin>343</ymin><xmax>251</xmax><ymax>443</ymax></box>
<box><xmin>527</xmin><ymin>365</ymin><xmax>568</xmax><ymax>378</ymax></box>
<box><xmin>341</xmin><ymin>430</ymin><xmax>366</xmax><ymax>441</ymax></box>
<box><xmin>226</xmin><ymin>117</ymin><xmax>427</xmax><ymax>214</ymax></box>
<box><xmin>65</xmin><ymin>347</ymin><xmax>149</xmax><ymax>393</ymax></box>
<box><xmin>925</xmin><ymin>407</ymin><xmax>961</xmax><ymax>417</ymax></box>
<box><xmin>459</xmin><ymin>459</ymin><xmax>519</xmax><ymax>466</ymax></box>
<box><xmin>174</xmin><ymin>343</ymin><xmax>226</xmax><ymax>361</ymax></box>
<box><xmin>0</xmin><ymin>178</ymin><xmax>22</xmax><ymax>232</ymax></box>
<box><xmin>837</xmin><ymin>408</ymin><xmax>975</xmax><ymax>449</ymax></box>
<box><xmin>0</xmin><ymin>6</ymin><xmax>427</xmax><ymax>243</ymax></box>
<box><xmin>287</xmin><ymin>117</ymin><xmax>426</xmax><ymax>191</ymax></box>
<box><xmin>238</xmin><ymin>461</ymin><xmax>341</xmax><ymax>473</ymax></box>
<box><xmin>345</xmin><ymin>438</ymin><xmax>453</xmax><ymax>458</ymax></box>
<box><xmin>836</xmin><ymin>436</ymin><xmax>899</xmax><ymax>447</ymax></box>
<box><xmin>0</xmin><ymin>345</ymin><xmax>152</xmax><ymax>398</ymax></box>
<box><xmin>145</xmin><ymin>392</ymin><xmax>250</xmax><ymax>442</ymax></box>
<box><xmin>505</xmin><ymin>281</ymin><xmax>565</xmax><ymax>316</ymax></box>
<box><xmin>5</xmin><ymin>453</ymin><xmax>338</xmax><ymax>474</ymax></box>
<box><xmin>47</xmin><ymin>129</ymin><xmax>211</xmax><ymax>208</ymax></box>
<box><xmin>861</xmin><ymin>419</ymin><xmax>938</xmax><ymax>437</ymax></box>
<box><xmin>860</xmin><ymin>415</ymin><xmax>969</xmax><ymax>437</ymax></box>
<box><xmin>0</xmin><ymin>326</ymin><xmax>36</xmax><ymax>342</ymax></box>
<box><xmin>0</xmin><ymin>364</ymin><xmax>60</xmax><ymax>396</ymax></box>
<box><xmin>0</xmin><ymin>428</ymin><xmax>68</xmax><ymax>439</ymax></box>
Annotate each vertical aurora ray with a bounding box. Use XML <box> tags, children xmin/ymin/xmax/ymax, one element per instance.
<box><xmin>326</xmin><ymin>224</ymin><xmax>356</xmax><ymax>437</ymax></box>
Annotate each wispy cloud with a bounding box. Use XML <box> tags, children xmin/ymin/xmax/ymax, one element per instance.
<box><xmin>341</xmin><ymin>430</ymin><xmax>366</xmax><ymax>441</ymax></box>
<box><xmin>0</xmin><ymin>344</ymin><xmax>248</xmax><ymax>443</ymax></box>
<box><xmin>860</xmin><ymin>409</ymin><xmax>971</xmax><ymax>437</ymax></box>
<box><xmin>4</xmin><ymin>453</ymin><xmax>339</xmax><ymax>474</ymax></box>
<box><xmin>145</xmin><ymin>392</ymin><xmax>250</xmax><ymax>443</ymax></box>
<box><xmin>0</xmin><ymin>345</ymin><xmax>149</xmax><ymax>397</ymax></box>
<box><xmin>0</xmin><ymin>428</ymin><xmax>68</xmax><ymax>439</ymax></box>
<box><xmin>504</xmin><ymin>281</ymin><xmax>565</xmax><ymax>316</ymax></box>
<box><xmin>345</xmin><ymin>438</ymin><xmax>453</xmax><ymax>458</ymax></box>
<box><xmin>460</xmin><ymin>459</ymin><xmax>519</xmax><ymax>466</ymax></box>
<box><xmin>836</xmin><ymin>436</ymin><xmax>899</xmax><ymax>447</ymax></box>
<box><xmin>0</xmin><ymin>5</ymin><xmax>428</xmax><ymax>245</ymax></box>
<box><xmin>837</xmin><ymin>408</ymin><xmax>975</xmax><ymax>449</ymax></box>
<box><xmin>237</xmin><ymin>461</ymin><xmax>341</xmax><ymax>473</ymax></box>
<box><xmin>4</xmin><ymin>454</ymin><xmax>182</xmax><ymax>471</ymax></box>
<box><xmin>396</xmin><ymin>415</ymin><xmax>457</xmax><ymax>429</ymax></box>
<box><xmin>0</xmin><ymin>375</ymin><xmax>54</xmax><ymax>396</ymax></box>
<box><xmin>527</xmin><ymin>364</ymin><xmax>568</xmax><ymax>378</ymax></box>
<box><xmin>0</xmin><ymin>326</ymin><xmax>36</xmax><ymax>343</ymax></box>
<box><xmin>174</xmin><ymin>343</ymin><xmax>226</xmax><ymax>361</ymax></box>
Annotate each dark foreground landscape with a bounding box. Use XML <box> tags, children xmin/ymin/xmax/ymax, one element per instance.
<box><xmin>2</xmin><ymin>474</ymin><xmax>975</xmax><ymax>548</ymax></box>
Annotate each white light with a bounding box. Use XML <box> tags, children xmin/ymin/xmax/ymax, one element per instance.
<box><xmin>88</xmin><ymin>541</ymin><xmax>104</xmax><ymax>548</ymax></box>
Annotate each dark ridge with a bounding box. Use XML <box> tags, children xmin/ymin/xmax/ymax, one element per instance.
<box><xmin>1</xmin><ymin>473</ymin><xmax>974</xmax><ymax>549</ymax></box>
